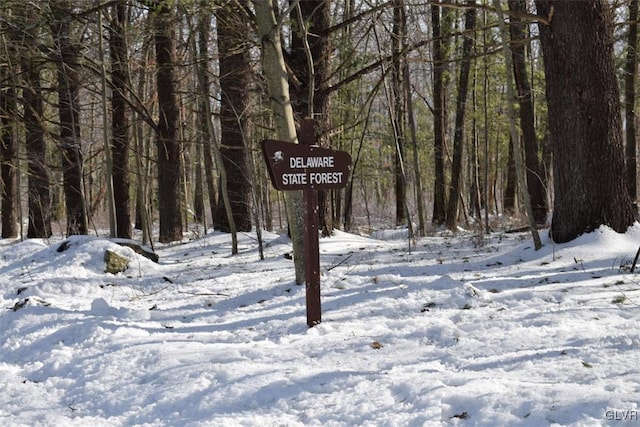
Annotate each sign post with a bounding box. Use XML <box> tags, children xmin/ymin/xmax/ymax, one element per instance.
<box><xmin>299</xmin><ymin>120</ymin><xmax>321</xmax><ymax>326</ymax></box>
<box><xmin>261</xmin><ymin>119</ymin><xmax>352</xmax><ymax>327</ymax></box>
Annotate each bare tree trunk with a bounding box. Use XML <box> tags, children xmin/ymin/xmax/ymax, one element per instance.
<box><xmin>431</xmin><ymin>1</ymin><xmax>451</xmax><ymax>226</ymax></box>
<box><xmin>194</xmin><ymin>139</ymin><xmax>205</xmax><ymax>224</ymax></box>
<box><xmin>98</xmin><ymin>6</ymin><xmax>117</xmax><ymax>238</ymax></box>
<box><xmin>109</xmin><ymin>1</ymin><xmax>132</xmax><ymax>238</ymax></box>
<box><xmin>52</xmin><ymin>0</ymin><xmax>88</xmax><ymax>236</ymax></box>
<box><xmin>469</xmin><ymin>63</ymin><xmax>482</xmax><ymax>220</ymax></box>
<box><xmin>495</xmin><ymin>0</ymin><xmax>541</xmax><ymax>249</ymax></box>
<box><xmin>625</xmin><ymin>0</ymin><xmax>638</xmax><ymax>209</ymax></box>
<box><xmin>0</xmin><ymin>74</ymin><xmax>18</xmax><ymax>238</ymax></box>
<box><xmin>344</xmin><ymin>108</ymin><xmax>371</xmax><ymax>233</ymax></box>
<box><xmin>289</xmin><ymin>0</ymin><xmax>333</xmax><ymax>236</ymax></box>
<box><xmin>22</xmin><ymin>45</ymin><xmax>52</xmax><ymax>238</ymax></box>
<box><xmin>196</xmin><ymin>7</ymin><xmax>218</xmax><ymax>228</ymax></box>
<box><xmin>536</xmin><ymin>0</ymin><xmax>634</xmax><ymax>243</ymax></box>
<box><xmin>481</xmin><ymin>7</ymin><xmax>490</xmax><ymax>233</ymax></box>
<box><xmin>337</xmin><ymin>0</ymin><xmax>356</xmax><ymax>231</ymax></box>
<box><xmin>391</xmin><ymin>0</ymin><xmax>407</xmax><ymax>228</ymax></box>
<box><xmin>185</xmin><ymin>24</ymin><xmax>204</xmax><ymax>227</ymax></box>
<box><xmin>133</xmin><ymin>37</ymin><xmax>152</xmax><ymax>245</ymax></box>
<box><xmin>215</xmin><ymin>2</ymin><xmax>252</xmax><ymax>234</ymax></box>
<box><xmin>253</xmin><ymin>0</ymin><xmax>305</xmax><ymax>285</ymax></box>
<box><xmin>504</xmin><ymin>136</ymin><xmax>516</xmax><ymax>213</ymax></box>
<box><xmin>152</xmin><ymin>0</ymin><xmax>183</xmax><ymax>243</ymax></box>
<box><xmin>445</xmin><ymin>1</ymin><xmax>475</xmax><ymax>231</ymax></box>
<box><xmin>406</xmin><ymin>60</ymin><xmax>426</xmax><ymax>236</ymax></box>
<box><xmin>509</xmin><ymin>0</ymin><xmax>547</xmax><ymax>224</ymax></box>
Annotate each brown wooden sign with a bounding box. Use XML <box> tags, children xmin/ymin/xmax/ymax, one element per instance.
<box><xmin>261</xmin><ymin>120</ymin><xmax>352</xmax><ymax>327</ymax></box>
<box><xmin>261</xmin><ymin>139</ymin><xmax>352</xmax><ymax>191</ymax></box>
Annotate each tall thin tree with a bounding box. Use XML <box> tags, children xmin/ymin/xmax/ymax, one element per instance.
<box><xmin>289</xmin><ymin>0</ymin><xmax>334</xmax><ymax>235</ymax></box>
<box><xmin>196</xmin><ymin>4</ymin><xmax>218</xmax><ymax>228</ymax></box>
<box><xmin>625</xmin><ymin>0</ymin><xmax>638</xmax><ymax>209</ymax></box>
<box><xmin>109</xmin><ymin>0</ymin><xmax>132</xmax><ymax>238</ymax></box>
<box><xmin>445</xmin><ymin>1</ymin><xmax>475</xmax><ymax>231</ymax></box>
<box><xmin>252</xmin><ymin>0</ymin><xmax>305</xmax><ymax>285</ymax></box>
<box><xmin>391</xmin><ymin>0</ymin><xmax>408</xmax><ymax>228</ymax></box>
<box><xmin>495</xmin><ymin>0</ymin><xmax>541</xmax><ymax>250</ymax></box>
<box><xmin>508</xmin><ymin>0</ymin><xmax>547</xmax><ymax>224</ymax></box>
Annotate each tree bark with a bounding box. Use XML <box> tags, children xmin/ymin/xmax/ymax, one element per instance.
<box><xmin>391</xmin><ymin>0</ymin><xmax>408</xmax><ymax>228</ymax></box>
<box><xmin>52</xmin><ymin>0</ymin><xmax>88</xmax><ymax>236</ymax></box>
<box><xmin>152</xmin><ymin>0</ymin><xmax>183</xmax><ymax>243</ymax></box>
<box><xmin>431</xmin><ymin>1</ymin><xmax>451</xmax><ymax>226</ymax></box>
<box><xmin>109</xmin><ymin>1</ymin><xmax>132</xmax><ymax>238</ymax></box>
<box><xmin>289</xmin><ymin>0</ymin><xmax>333</xmax><ymax>235</ymax></box>
<box><xmin>22</xmin><ymin>51</ymin><xmax>52</xmax><ymax>238</ymax></box>
<box><xmin>536</xmin><ymin>0</ymin><xmax>634</xmax><ymax>242</ymax></box>
<box><xmin>406</xmin><ymin>52</ymin><xmax>426</xmax><ymax>235</ymax></box>
<box><xmin>509</xmin><ymin>0</ymin><xmax>547</xmax><ymax>224</ymax></box>
<box><xmin>625</xmin><ymin>0</ymin><xmax>638</xmax><ymax>208</ymax></box>
<box><xmin>214</xmin><ymin>2</ymin><xmax>252</xmax><ymax>233</ymax></box>
<box><xmin>495</xmin><ymin>0</ymin><xmax>541</xmax><ymax>249</ymax></box>
<box><xmin>196</xmin><ymin>7</ymin><xmax>218</xmax><ymax>228</ymax></box>
<box><xmin>252</xmin><ymin>0</ymin><xmax>305</xmax><ymax>285</ymax></box>
<box><xmin>445</xmin><ymin>1</ymin><xmax>475</xmax><ymax>231</ymax></box>
<box><xmin>504</xmin><ymin>136</ymin><xmax>516</xmax><ymax>213</ymax></box>
<box><xmin>0</xmin><ymin>76</ymin><xmax>18</xmax><ymax>238</ymax></box>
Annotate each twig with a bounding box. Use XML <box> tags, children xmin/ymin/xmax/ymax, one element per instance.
<box><xmin>630</xmin><ymin>245</ymin><xmax>640</xmax><ymax>273</ymax></box>
<box><xmin>177</xmin><ymin>291</ymin><xmax>230</xmax><ymax>297</ymax></box>
<box><xmin>327</xmin><ymin>252</ymin><xmax>355</xmax><ymax>272</ymax></box>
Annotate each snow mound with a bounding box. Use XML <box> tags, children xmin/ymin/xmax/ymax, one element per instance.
<box><xmin>0</xmin><ymin>236</ymin><xmax>163</xmax><ymax>299</ymax></box>
<box><xmin>33</xmin><ymin>236</ymin><xmax>158</xmax><ymax>277</ymax></box>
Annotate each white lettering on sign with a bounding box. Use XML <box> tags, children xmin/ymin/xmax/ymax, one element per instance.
<box><xmin>290</xmin><ymin>156</ymin><xmax>335</xmax><ymax>169</ymax></box>
<box><xmin>282</xmin><ymin>173</ymin><xmax>308</xmax><ymax>186</ymax></box>
<box><xmin>310</xmin><ymin>172</ymin><xmax>344</xmax><ymax>185</ymax></box>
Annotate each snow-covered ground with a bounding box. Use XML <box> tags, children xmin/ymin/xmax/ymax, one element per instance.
<box><xmin>1</xmin><ymin>224</ymin><xmax>640</xmax><ymax>426</ymax></box>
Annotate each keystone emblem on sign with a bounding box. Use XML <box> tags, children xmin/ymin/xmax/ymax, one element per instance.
<box><xmin>261</xmin><ymin>139</ymin><xmax>352</xmax><ymax>191</ymax></box>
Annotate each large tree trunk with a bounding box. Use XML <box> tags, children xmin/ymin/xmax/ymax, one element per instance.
<box><xmin>0</xmin><ymin>77</ymin><xmax>18</xmax><ymax>238</ymax></box>
<box><xmin>214</xmin><ymin>2</ymin><xmax>252</xmax><ymax>233</ymax></box>
<box><xmin>152</xmin><ymin>0</ymin><xmax>183</xmax><ymax>243</ymax></box>
<box><xmin>431</xmin><ymin>1</ymin><xmax>450</xmax><ymax>226</ymax></box>
<box><xmin>445</xmin><ymin>1</ymin><xmax>475</xmax><ymax>231</ymax></box>
<box><xmin>52</xmin><ymin>0</ymin><xmax>88</xmax><ymax>236</ymax></box>
<box><xmin>22</xmin><ymin>53</ymin><xmax>52</xmax><ymax>239</ymax></box>
<box><xmin>509</xmin><ymin>0</ymin><xmax>547</xmax><ymax>224</ymax></box>
<box><xmin>109</xmin><ymin>1</ymin><xmax>132</xmax><ymax>238</ymax></box>
<box><xmin>536</xmin><ymin>0</ymin><xmax>635</xmax><ymax>242</ymax></box>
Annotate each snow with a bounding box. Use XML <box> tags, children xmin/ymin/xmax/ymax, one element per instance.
<box><xmin>1</xmin><ymin>224</ymin><xmax>640</xmax><ymax>426</ymax></box>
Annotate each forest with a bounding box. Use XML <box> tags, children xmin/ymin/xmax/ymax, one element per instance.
<box><xmin>0</xmin><ymin>0</ymin><xmax>637</xmax><ymax>253</ymax></box>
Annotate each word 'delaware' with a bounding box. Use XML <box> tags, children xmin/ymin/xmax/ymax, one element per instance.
<box><xmin>289</xmin><ymin>156</ymin><xmax>335</xmax><ymax>169</ymax></box>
